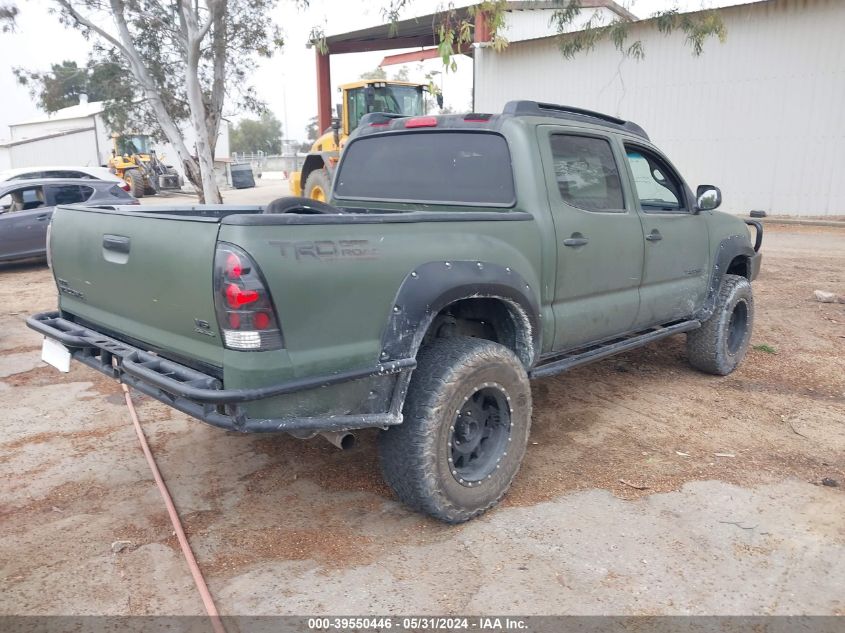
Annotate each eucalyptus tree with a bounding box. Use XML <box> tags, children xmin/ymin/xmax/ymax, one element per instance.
<box><xmin>33</xmin><ymin>0</ymin><xmax>287</xmax><ymax>203</ymax></box>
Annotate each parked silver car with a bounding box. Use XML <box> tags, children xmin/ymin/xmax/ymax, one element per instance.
<box><xmin>0</xmin><ymin>178</ymin><xmax>138</xmax><ymax>263</ymax></box>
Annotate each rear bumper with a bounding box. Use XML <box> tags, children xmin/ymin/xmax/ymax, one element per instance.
<box><xmin>27</xmin><ymin>311</ymin><xmax>415</xmax><ymax>434</ymax></box>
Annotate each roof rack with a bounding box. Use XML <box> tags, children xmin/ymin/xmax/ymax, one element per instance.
<box><xmin>503</xmin><ymin>100</ymin><xmax>649</xmax><ymax>140</ymax></box>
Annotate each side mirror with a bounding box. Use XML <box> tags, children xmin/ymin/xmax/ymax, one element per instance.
<box><xmin>436</xmin><ymin>93</ymin><xmax>444</xmax><ymax>109</ymax></box>
<box><xmin>331</xmin><ymin>117</ymin><xmax>341</xmax><ymax>146</ymax></box>
<box><xmin>696</xmin><ymin>185</ymin><xmax>722</xmax><ymax>213</ymax></box>
<box><xmin>335</xmin><ymin>103</ymin><xmax>343</xmax><ymax>119</ymax></box>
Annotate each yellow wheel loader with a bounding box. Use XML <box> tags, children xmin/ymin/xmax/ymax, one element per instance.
<box><xmin>108</xmin><ymin>134</ymin><xmax>183</xmax><ymax>198</ymax></box>
<box><xmin>291</xmin><ymin>80</ymin><xmax>439</xmax><ymax>200</ymax></box>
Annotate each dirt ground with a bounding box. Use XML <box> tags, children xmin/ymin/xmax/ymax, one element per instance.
<box><xmin>0</xmin><ymin>224</ymin><xmax>843</xmax><ymax>616</ymax></box>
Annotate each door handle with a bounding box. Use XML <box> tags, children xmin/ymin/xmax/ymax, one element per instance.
<box><xmin>645</xmin><ymin>230</ymin><xmax>663</xmax><ymax>242</ymax></box>
<box><xmin>37</xmin><ymin>214</ymin><xmax>49</xmax><ymax>221</ymax></box>
<box><xmin>103</xmin><ymin>234</ymin><xmax>131</xmax><ymax>254</ymax></box>
<box><xmin>563</xmin><ymin>235</ymin><xmax>589</xmax><ymax>247</ymax></box>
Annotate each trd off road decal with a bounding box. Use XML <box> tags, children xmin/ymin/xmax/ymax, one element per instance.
<box><xmin>56</xmin><ymin>279</ymin><xmax>85</xmax><ymax>301</ymax></box>
<box><xmin>267</xmin><ymin>239</ymin><xmax>378</xmax><ymax>261</ymax></box>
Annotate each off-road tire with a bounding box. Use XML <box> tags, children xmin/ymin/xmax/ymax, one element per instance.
<box><xmin>687</xmin><ymin>274</ymin><xmax>754</xmax><ymax>375</ymax></box>
<box><xmin>123</xmin><ymin>169</ymin><xmax>145</xmax><ymax>198</ymax></box>
<box><xmin>303</xmin><ymin>169</ymin><xmax>331</xmax><ymax>202</ymax></box>
<box><xmin>379</xmin><ymin>337</ymin><xmax>532</xmax><ymax>523</ymax></box>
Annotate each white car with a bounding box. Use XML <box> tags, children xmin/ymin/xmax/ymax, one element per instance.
<box><xmin>0</xmin><ymin>166</ymin><xmax>130</xmax><ymax>191</ymax></box>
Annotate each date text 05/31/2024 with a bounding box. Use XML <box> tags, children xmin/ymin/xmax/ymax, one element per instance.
<box><xmin>307</xmin><ymin>617</ymin><xmax>528</xmax><ymax>630</ymax></box>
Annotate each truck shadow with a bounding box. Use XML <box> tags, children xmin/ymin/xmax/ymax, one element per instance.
<box><xmin>0</xmin><ymin>258</ymin><xmax>48</xmax><ymax>273</ymax></box>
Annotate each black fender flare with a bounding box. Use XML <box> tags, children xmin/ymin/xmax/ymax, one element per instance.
<box><xmin>300</xmin><ymin>152</ymin><xmax>338</xmax><ymax>189</ymax></box>
<box><xmin>379</xmin><ymin>261</ymin><xmax>541</xmax><ymax>368</ymax></box>
<box><xmin>696</xmin><ymin>234</ymin><xmax>756</xmax><ymax>321</ymax></box>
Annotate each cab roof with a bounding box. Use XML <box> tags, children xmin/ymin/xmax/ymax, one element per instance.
<box><xmin>356</xmin><ymin>100</ymin><xmax>649</xmax><ymax>140</ymax></box>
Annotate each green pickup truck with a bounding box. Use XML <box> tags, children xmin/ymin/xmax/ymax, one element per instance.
<box><xmin>29</xmin><ymin>101</ymin><xmax>762</xmax><ymax>522</ymax></box>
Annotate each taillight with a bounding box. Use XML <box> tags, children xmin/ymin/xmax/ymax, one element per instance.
<box><xmin>213</xmin><ymin>243</ymin><xmax>283</xmax><ymax>351</ymax></box>
<box><xmin>45</xmin><ymin>220</ymin><xmax>53</xmax><ymax>270</ymax></box>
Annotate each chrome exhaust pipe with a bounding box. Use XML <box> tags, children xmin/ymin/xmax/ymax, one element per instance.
<box><xmin>320</xmin><ymin>431</ymin><xmax>356</xmax><ymax>450</ymax></box>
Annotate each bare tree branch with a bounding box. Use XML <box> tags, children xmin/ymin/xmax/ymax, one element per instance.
<box><xmin>55</xmin><ymin>0</ymin><xmax>129</xmax><ymax>55</ymax></box>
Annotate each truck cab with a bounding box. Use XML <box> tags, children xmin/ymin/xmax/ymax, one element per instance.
<box><xmin>30</xmin><ymin>100</ymin><xmax>762</xmax><ymax>524</ymax></box>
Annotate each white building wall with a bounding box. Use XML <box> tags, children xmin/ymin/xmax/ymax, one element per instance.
<box><xmin>8</xmin><ymin>128</ymin><xmax>102</xmax><ymax>168</ymax></box>
<box><xmin>475</xmin><ymin>0</ymin><xmax>845</xmax><ymax>216</ymax></box>
<box><xmin>502</xmin><ymin>6</ymin><xmax>619</xmax><ymax>43</ymax></box>
<box><xmin>10</xmin><ymin>116</ymin><xmax>93</xmax><ymax>141</ymax></box>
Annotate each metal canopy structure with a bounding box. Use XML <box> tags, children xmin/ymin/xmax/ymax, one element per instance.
<box><xmin>311</xmin><ymin>1</ymin><xmax>636</xmax><ymax>130</ymax></box>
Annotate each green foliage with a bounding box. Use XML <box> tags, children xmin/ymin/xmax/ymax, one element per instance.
<box><xmin>360</xmin><ymin>67</ymin><xmax>388</xmax><ymax>80</ymax></box>
<box><xmin>305</xmin><ymin>115</ymin><xmax>319</xmax><ymax>143</ymax></box>
<box><xmin>14</xmin><ymin>59</ymin><xmax>134</xmax><ymax>124</ymax></box>
<box><xmin>19</xmin><ymin>0</ymin><xmax>286</xmax><ymax>142</ymax></box>
<box><xmin>752</xmin><ymin>343</ymin><xmax>777</xmax><ymax>354</ymax></box>
<box><xmin>555</xmin><ymin>5</ymin><xmax>726</xmax><ymax>60</ymax></box>
<box><xmin>360</xmin><ymin>65</ymin><xmax>411</xmax><ymax>82</ymax></box>
<box><xmin>654</xmin><ymin>9</ymin><xmax>728</xmax><ymax>56</ymax></box>
<box><xmin>0</xmin><ymin>1</ymin><xmax>17</xmax><ymax>32</ymax></box>
<box><xmin>230</xmin><ymin>113</ymin><xmax>283</xmax><ymax>155</ymax></box>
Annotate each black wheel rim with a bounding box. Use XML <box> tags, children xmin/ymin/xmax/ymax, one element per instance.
<box><xmin>449</xmin><ymin>384</ymin><xmax>512</xmax><ymax>486</ymax></box>
<box><xmin>727</xmin><ymin>300</ymin><xmax>748</xmax><ymax>354</ymax></box>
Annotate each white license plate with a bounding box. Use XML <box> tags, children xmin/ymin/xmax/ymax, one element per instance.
<box><xmin>41</xmin><ymin>337</ymin><xmax>71</xmax><ymax>373</ymax></box>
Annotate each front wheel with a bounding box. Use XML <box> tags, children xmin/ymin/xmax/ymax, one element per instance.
<box><xmin>123</xmin><ymin>168</ymin><xmax>145</xmax><ymax>198</ymax></box>
<box><xmin>687</xmin><ymin>274</ymin><xmax>754</xmax><ymax>375</ymax></box>
<box><xmin>379</xmin><ymin>337</ymin><xmax>532</xmax><ymax>523</ymax></box>
<box><xmin>303</xmin><ymin>169</ymin><xmax>331</xmax><ymax>202</ymax></box>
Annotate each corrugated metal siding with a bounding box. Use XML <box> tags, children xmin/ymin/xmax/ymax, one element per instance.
<box><xmin>9</xmin><ymin>129</ymin><xmax>101</xmax><ymax>168</ymax></box>
<box><xmin>10</xmin><ymin>116</ymin><xmax>94</xmax><ymax>141</ymax></box>
<box><xmin>476</xmin><ymin>0</ymin><xmax>845</xmax><ymax>216</ymax></box>
<box><xmin>502</xmin><ymin>7</ymin><xmax>617</xmax><ymax>43</ymax></box>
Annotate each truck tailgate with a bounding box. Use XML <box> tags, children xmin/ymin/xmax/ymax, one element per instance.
<box><xmin>49</xmin><ymin>207</ymin><xmax>224</xmax><ymax>367</ymax></box>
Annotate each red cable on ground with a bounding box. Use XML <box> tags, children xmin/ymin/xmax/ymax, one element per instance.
<box><xmin>122</xmin><ymin>384</ymin><xmax>226</xmax><ymax>633</ymax></box>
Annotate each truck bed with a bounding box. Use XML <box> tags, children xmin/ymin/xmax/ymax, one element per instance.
<box><xmin>38</xmin><ymin>202</ymin><xmax>540</xmax><ymax>433</ymax></box>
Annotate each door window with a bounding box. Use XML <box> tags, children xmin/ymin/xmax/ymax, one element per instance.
<box><xmin>0</xmin><ymin>186</ymin><xmax>45</xmax><ymax>213</ymax></box>
<box><xmin>47</xmin><ymin>184</ymin><xmax>94</xmax><ymax>206</ymax></box>
<box><xmin>625</xmin><ymin>148</ymin><xmax>687</xmax><ymax>212</ymax></box>
<box><xmin>549</xmin><ymin>134</ymin><xmax>625</xmax><ymax>212</ymax></box>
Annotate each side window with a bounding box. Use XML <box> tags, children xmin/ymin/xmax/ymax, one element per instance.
<box><xmin>0</xmin><ymin>192</ymin><xmax>12</xmax><ymax>213</ymax></box>
<box><xmin>108</xmin><ymin>184</ymin><xmax>134</xmax><ymax>200</ymax></box>
<box><xmin>549</xmin><ymin>134</ymin><xmax>625</xmax><ymax>212</ymax></box>
<box><xmin>47</xmin><ymin>185</ymin><xmax>92</xmax><ymax>206</ymax></box>
<box><xmin>0</xmin><ymin>186</ymin><xmax>44</xmax><ymax>212</ymax></box>
<box><xmin>625</xmin><ymin>147</ymin><xmax>686</xmax><ymax>212</ymax></box>
<box><xmin>347</xmin><ymin>90</ymin><xmax>366</xmax><ymax>131</ymax></box>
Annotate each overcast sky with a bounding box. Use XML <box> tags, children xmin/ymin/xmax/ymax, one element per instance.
<box><xmin>0</xmin><ymin>0</ymin><xmax>753</xmax><ymax>143</ymax></box>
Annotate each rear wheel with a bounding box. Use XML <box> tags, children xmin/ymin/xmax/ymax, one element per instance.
<box><xmin>303</xmin><ymin>169</ymin><xmax>331</xmax><ymax>202</ymax></box>
<box><xmin>123</xmin><ymin>169</ymin><xmax>145</xmax><ymax>198</ymax></box>
<box><xmin>687</xmin><ymin>274</ymin><xmax>754</xmax><ymax>375</ymax></box>
<box><xmin>379</xmin><ymin>337</ymin><xmax>532</xmax><ymax>523</ymax></box>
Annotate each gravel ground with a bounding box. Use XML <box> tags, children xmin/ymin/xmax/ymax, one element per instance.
<box><xmin>0</xmin><ymin>224</ymin><xmax>843</xmax><ymax>616</ymax></box>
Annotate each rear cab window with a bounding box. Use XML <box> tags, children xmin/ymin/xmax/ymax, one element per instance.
<box><xmin>333</xmin><ymin>131</ymin><xmax>516</xmax><ymax>207</ymax></box>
